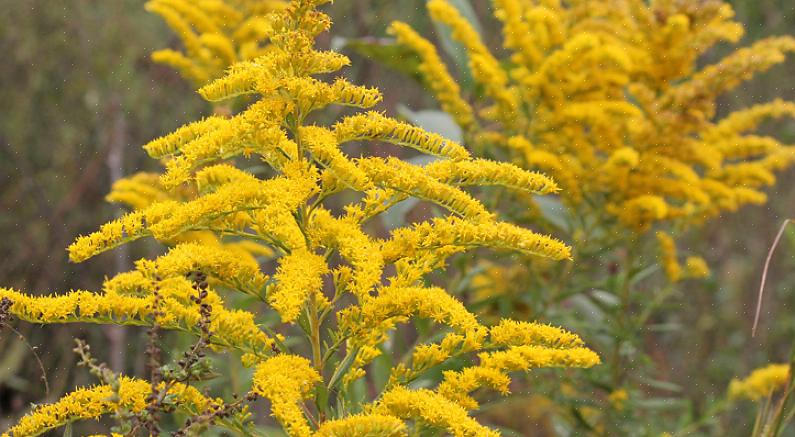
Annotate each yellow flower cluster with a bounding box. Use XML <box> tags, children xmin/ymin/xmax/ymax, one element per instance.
<box><xmin>373</xmin><ymin>386</ymin><xmax>501</xmax><ymax>437</ymax></box>
<box><xmin>392</xmin><ymin>0</ymin><xmax>795</xmax><ymax>233</ymax></box>
<box><xmin>4</xmin><ymin>1</ymin><xmax>600</xmax><ymax>435</ymax></box>
<box><xmin>656</xmin><ymin>231</ymin><xmax>710</xmax><ymax>282</ymax></box>
<box><xmin>252</xmin><ymin>355</ymin><xmax>322</xmax><ymax>437</ymax></box>
<box><xmin>0</xmin><ymin>285</ymin><xmax>273</xmax><ymax>357</ymax></box>
<box><xmin>435</xmin><ymin>322</ymin><xmax>600</xmax><ymax>410</ymax></box>
<box><xmin>314</xmin><ymin>414</ymin><xmax>406</xmax><ymax>437</ymax></box>
<box><xmin>729</xmin><ymin>363</ymin><xmax>791</xmax><ymax>401</ymax></box>
<box><xmin>147</xmin><ymin>0</ymin><xmax>286</xmax><ymax>85</ymax></box>
<box><xmin>2</xmin><ymin>377</ymin><xmax>215</xmax><ymax>437</ymax></box>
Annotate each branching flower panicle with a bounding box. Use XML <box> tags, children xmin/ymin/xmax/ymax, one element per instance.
<box><xmin>392</xmin><ymin>0</ymin><xmax>795</xmax><ymax>237</ymax></box>
<box><xmin>3</xmin><ymin>0</ymin><xmax>596</xmax><ymax>435</ymax></box>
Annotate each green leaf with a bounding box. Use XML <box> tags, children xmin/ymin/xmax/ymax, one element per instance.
<box><xmin>327</xmin><ymin>346</ymin><xmax>360</xmax><ymax>391</ymax></box>
<box><xmin>316</xmin><ymin>383</ymin><xmax>331</xmax><ymax>418</ymax></box>
<box><xmin>642</xmin><ymin>378</ymin><xmax>683</xmax><ymax>393</ymax></box>
<box><xmin>372</xmin><ymin>353</ymin><xmax>394</xmax><ymax>393</ymax></box>
<box><xmin>333</xmin><ymin>36</ymin><xmax>424</xmax><ymax>83</ymax></box>
<box><xmin>428</xmin><ymin>0</ymin><xmax>482</xmax><ymax>89</ymax></box>
<box><xmin>534</xmin><ymin>196</ymin><xmax>570</xmax><ymax>232</ymax></box>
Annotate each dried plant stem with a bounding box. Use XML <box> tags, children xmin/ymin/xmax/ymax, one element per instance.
<box><xmin>753</xmin><ymin>219</ymin><xmax>791</xmax><ymax>337</ymax></box>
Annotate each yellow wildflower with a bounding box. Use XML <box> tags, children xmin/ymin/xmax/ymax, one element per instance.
<box><xmin>729</xmin><ymin>364</ymin><xmax>791</xmax><ymax>401</ymax></box>
<box><xmin>388</xmin><ymin>21</ymin><xmax>475</xmax><ymax>130</ymax></box>
<box><xmin>314</xmin><ymin>414</ymin><xmax>407</xmax><ymax>437</ymax></box>
<box><xmin>373</xmin><ymin>386</ymin><xmax>501</xmax><ymax>437</ymax></box>
<box><xmin>2</xmin><ymin>377</ymin><xmax>214</xmax><ymax>437</ymax></box>
<box><xmin>656</xmin><ymin>231</ymin><xmax>682</xmax><ymax>282</ymax></box>
<box><xmin>252</xmin><ymin>355</ymin><xmax>322</xmax><ymax>437</ymax></box>
<box><xmin>269</xmin><ymin>248</ymin><xmax>329</xmax><ymax>323</ymax></box>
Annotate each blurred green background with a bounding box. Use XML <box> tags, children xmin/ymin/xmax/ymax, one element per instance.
<box><xmin>0</xmin><ymin>0</ymin><xmax>793</xmax><ymax>435</ymax></box>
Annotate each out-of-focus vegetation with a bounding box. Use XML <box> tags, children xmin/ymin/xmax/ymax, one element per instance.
<box><xmin>0</xmin><ymin>0</ymin><xmax>794</xmax><ymax>436</ymax></box>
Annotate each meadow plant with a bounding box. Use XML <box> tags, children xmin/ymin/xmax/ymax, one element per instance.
<box><xmin>0</xmin><ymin>1</ymin><xmax>600</xmax><ymax>435</ymax></box>
<box><xmin>391</xmin><ymin>0</ymin><xmax>795</xmax><ymax>243</ymax></box>
<box><xmin>386</xmin><ymin>0</ymin><xmax>795</xmax><ymax>432</ymax></box>
<box><xmin>146</xmin><ymin>0</ymin><xmax>285</xmax><ymax>86</ymax></box>
<box><xmin>729</xmin><ymin>363</ymin><xmax>795</xmax><ymax>437</ymax></box>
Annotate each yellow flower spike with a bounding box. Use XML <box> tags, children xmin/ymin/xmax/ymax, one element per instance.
<box><xmin>301</xmin><ymin>125</ymin><xmax>373</xmax><ymax>191</ymax></box>
<box><xmin>507</xmin><ymin>136</ymin><xmax>583</xmax><ymax>203</ymax></box>
<box><xmin>1</xmin><ymin>377</ymin><xmax>215</xmax><ymax>437</ymax></box>
<box><xmin>194</xmin><ymin>163</ymin><xmax>258</xmax><ymax>193</ymax></box>
<box><xmin>715</xmin><ymin>162</ymin><xmax>776</xmax><ymax>188</ymax></box>
<box><xmin>146</xmin><ymin>1</ymin><xmax>204</xmax><ymax>59</ymax></box>
<box><xmin>151</xmin><ymin>0</ymin><xmax>221</xmax><ymax>35</ymax></box>
<box><xmin>0</xmin><ymin>287</ymin><xmax>274</xmax><ymax>355</ymax></box>
<box><xmin>102</xmin><ymin>270</ymin><xmax>151</xmax><ymax>295</ymax></box>
<box><xmin>252</xmin><ymin>355</ymin><xmax>322</xmax><ymax>437</ymax></box>
<box><xmin>351</xmin><ymin>286</ymin><xmax>483</xmax><ymax>335</ymax></box>
<box><xmin>199</xmin><ymin>32</ymin><xmax>238</xmax><ymax>66</ymax></box>
<box><xmin>307</xmin><ymin>208</ymin><xmax>384</xmax><ymax>300</ymax></box>
<box><xmin>147</xmin><ymin>242</ymin><xmax>269</xmax><ymax>295</ymax></box>
<box><xmin>152</xmin><ymin>48</ymin><xmax>212</xmax><ymax>84</ymax></box>
<box><xmin>664</xmin><ymin>37</ymin><xmax>795</xmax><ymax>117</ymax></box>
<box><xmin>610</xmin><ymin>195</ymin><xmax>669</xmax><ymax>232</ymax></box>
<box><xmin>437</xmin><ymin>345</ymin><xmax>601</xmax><ymax>410</ymax></box>
<box><xmin>427</xmin><ymin>0</ymin><xmax>519</xmax><ymax>128</ymax></box>
<box><xmin>329</xmin><ymin>78</ymin><xmax>383</xmax><ymax>109</ymax></box>
<box><xmin>437</xmin><ymin>366</ymin><xmax>511</xmax><ymax>411</ymax></box>
<box><xmin>489</xmin><ymin>319</ymin><xmax>585</xmax><ymax>349</ymax></box>
<box><xmin>706</xmin><ymin>99</ymin><xmax>795</xmax><ymax>139</ymax></box>
<box><xmin>156</xmin><ymin>105</ymin><xmax>297</xmax><ymax>188</ymax></box>
<box><xmin>223</xmin><ymin>239</ymin><xmax>275</xmax><ymax>259</ymax></box>
<box><xmin>143</xmin><ymin>116</ymin><xmax>230</xmax><ymax>159</ymax></box>
<box><xmin>334</xmin><ymin>112</ymin><xmax>470</xmax><ymax>160</ymax></box>
<box><xmin>608</xmin><ymin>389</ymin><xmax>629</xmax><ymax>411</ymax></box>
<box><xmin>391</xmin><ymin>330</ymin><xmax>487</xmax><ymax>385</ymax></box>
<box><xmin>67</xmin><ymin>200</ymin><xmax>179</xmax><ymax>263</ymax></box>
<box><xmin>424</xmin><ymin>158</ymin><xmax>559</xmax><ymax>195</ymax></box>
<box><xmin>373</xmin><ymin>386</ymin><xmax>501</xmax><ymax>437</ymax></box>
<box><xmin>198</xmin><ymin>60</ymin><xmax>272</xmax><ymax>101</ymax></box>
<box><xmin>252</xmin><ymin>207</ymin><xmax>307</xmax><ymax>252</ymax></box>
<box><xmin>685</xmin><ymin>256</ymin><xmax>710</xmax><ymax>279</ymax></box>
<box><xmin>729</xmin><ymin>363</ymin><xmax>791</xmax><ymax>401</ymax></box>
<box><xmin>388</xmin><ymin>21</ymin><xmax>476</xmax><ymax>131</ymax></box>
<box><xmin>269</xmin><ymin>248</ymin><xmax>329</xmax><ymax>323</ymax></box>
<box><xmin>358</xmin><ymin>157</ymin><xmax>492</xmax><ymax>221</ymax></box>
<box><xmin>106</xmin><ymin>172</ymin><xmax>173</xmax><ymax>210</ymax></box>
<box><xmin>314</xmin><ymin>414</ymin><xmax>407</xmax><ymax>437</ymax></box>
<box><xmin>149</xmin><ymin>176</ymin><xmax>317</xmax><ymax>241</ymax></box>
<box><xmin>656</xmin><ymin>231</ymin><xmax>682</xmax><ymax>283</ymax></box>
<box><xmin>147</xmin><ymin>0</ymin><xmax>284</xmax><ymax>86</ymax></box>
<box><xmin>381</xmin><ymin>216</ymin><xmax>571</xmax><ymax>263</ymax></box>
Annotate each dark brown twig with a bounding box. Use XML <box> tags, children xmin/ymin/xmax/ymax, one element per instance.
<box><xmin>133</xmin><ymin>272</ymin><xmax>215</xmax><ymax>435</ymax></box>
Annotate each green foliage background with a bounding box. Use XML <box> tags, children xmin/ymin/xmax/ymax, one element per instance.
<box><xmin>0</xmin><ymin>0</ymin><xmax>793</xmax><ymax>435</ymax></box>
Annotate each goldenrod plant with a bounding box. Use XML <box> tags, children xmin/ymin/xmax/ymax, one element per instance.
<box><xmin>147</xmin><ymin>0</ymin><xmax>286</xmax><ymax>86</ymax></box>
<box><xmin>391</xmin><ymin>0</ymin><xmax>795</xmax><ymax>236</ymax></box>
<box><xmin>0</xmin><ymin>1</ymin><xmax>599</xmax><ymax>435</ymax></box>
<box><xmin>728</xmin><ymin>362</ymin><xmax>795</xmax><ymax>437</ymax></box>
<box><xmin>383</xmin><ymin>0</ymin><xmax>795</xmax><ymax>433</ymax></box>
